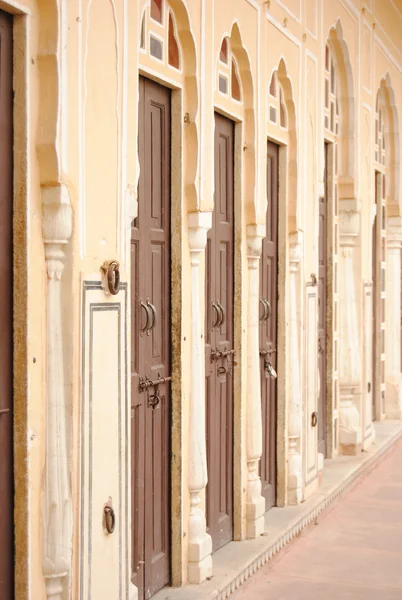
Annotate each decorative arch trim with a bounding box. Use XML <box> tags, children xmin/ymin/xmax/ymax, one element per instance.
<box><xmin>376</xmin><ymin>72</ymin><xmax>400</xmax><ymax>214</ymax></box>
<box><xmin>327</xmin><ymin>19</ymin><xmax>355</xmax><ymax>200</ymax></box>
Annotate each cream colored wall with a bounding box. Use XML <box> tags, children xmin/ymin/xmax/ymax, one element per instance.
<box><xmin>9</xmin><ymin>0</ymin><xmax>402</xmax><ymax>597</ymax></box>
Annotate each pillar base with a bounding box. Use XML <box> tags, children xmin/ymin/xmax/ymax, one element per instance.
<box><xmin>129</xmin><ymin>583</ymin><xmax>139</xmax><ymax>600</ymax></box>
<box><xmin>287</xmin><ymin>447</ymin><xmax>302</xmax><ymax>506</ymax></box>
<box><xmin>188</xmin><ymin>532</ymin><xmax>213</xmax><ymax>584</ymax></box>
<box><xmin>188</xmin><ymin>551</ymin><xmax>212</xmax><ymax>584</ymax></box>
<box><xmin>339</xmin><ymin>441</ymin><xmax>362</xmax><ymax>456</ymax></box>
<box><xmin>385</xmin><ymin>380</ymin><xmax>402</xmax><ymax>419</ymax></box>
<box><xmin>288</xmin><ymin>486</ymin><xmax>302</xmax><ymax>506</ymax></box>
<box><xmin>246</xmin><ymin>496</ymin><xmax>266</xmax><ymax>539</ymax></box>
<box><xmin>339</xmin><ymin>391</ymin><xmax>362</xmax><ymax>455</ymax></box>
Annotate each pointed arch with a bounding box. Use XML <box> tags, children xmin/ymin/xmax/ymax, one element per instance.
<box><xmin>376</xmin><ymin>73</ymin><xmax>400</xmax><ymax>214</ymax></box>
<box><xmin>229</xmin><ymin>21</ymin><xmax>256</xmax><ymax>222</ymax></box>
<box><xmin>277</xmin><ymin>59</ymin><xmax>298</xmax><ymax>229</ymax></box>
<box><xmin>327</xmin><ymin>19</ymin><xmax>355</xmax><ymax>200</ymax></box>
<box><xmin>168</xmin><ymin>0</ymin><xmax>199</xmax><ymax>209</ymax></box>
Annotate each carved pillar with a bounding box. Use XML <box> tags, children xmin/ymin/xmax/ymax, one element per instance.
<box><xmin>288</xmin><ymin>233</ymin><xmax>302</xmax><ymax>505</ymax></box>
<box><xmin>246</xmin><ymin>225</ymin><xmax>265</xmax><ymax>538</ymax></box>
<box><xmin>338</xmin><ymin>201</ymin><xmax>362</xmax><ymax>454</ymax></box>
<box><xmin>385</xmin><ymin>216</ymin><xmax>402</xmax><ymax>419</ymax></box>
<box><xmin>187</xmin><ymin>211</ymin><xmax>213</xmax><ymax>584</ymax></box>
<box><xmin>42</xmin><ymin>185</ymin><xmax>73</xmax><ymax>600</ymax></box>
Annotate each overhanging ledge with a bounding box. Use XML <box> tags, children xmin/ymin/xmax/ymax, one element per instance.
<box><xmin>154</xmin><ymin>421</ymin><xmax>402</xmax><ymax>600</ymax></box>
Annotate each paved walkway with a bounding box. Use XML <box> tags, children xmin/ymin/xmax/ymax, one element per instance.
<box><xmin>233</xmin><ymin>439</ymin><xmax>402</xmax><ymax>600</ymax></box>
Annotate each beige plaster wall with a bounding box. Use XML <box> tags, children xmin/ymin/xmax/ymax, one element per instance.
<box><xmin>8</xmin><ymin>0</ymin><xmax>402</xmax><ymax>597</ymax></box>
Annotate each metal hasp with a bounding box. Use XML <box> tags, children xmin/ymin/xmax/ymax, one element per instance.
<box><xmin>139</xmin><ymin>374</ymin><xmax>173</xmax><ymax>409</ymax></box>
<box><xmin>210</xmin><ymin>348</ymin><xmax>235</xmax><ymax>377</ymax></box>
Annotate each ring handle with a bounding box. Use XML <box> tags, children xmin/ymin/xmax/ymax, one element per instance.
<box><xmin>263</xmin><ymin>299</ymin><xmax>271</xmax><ymax>320</ymax></box>
<box><xmin>147</xmin><ymin>300</ymin><xmax>157</xmax><ymax>334</ymax></box>
<box><xmin>216</xmin><ymin>301</ymin><xmax>225</xmax><ymax>326</ymax></box>
<box><xmin>140</xmin><ymin>301</ymin><xmax>151</xmax><ymax>334</ymax></box>
<box><xmin>107</xmin><ymin>261</ymin><xmax>120</xmax><ymax>295</ymax></box>
<box><xmin>260</xmin><ymin>298</ymin><xmax>267</xmax><ymax>321</ymax></box>
<box><xmin>212</xmin><ymin>302</ymin><xmax>220</xmax><ymax>327</ymax></box>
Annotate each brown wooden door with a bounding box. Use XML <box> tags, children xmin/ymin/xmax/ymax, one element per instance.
<box><xmin>0</xmin><ymin>10</ymin><xmax>13</xmax><ymax>599</ymax></box>
<box><xmin>372</xmin><ymin>193</ymin><xmax>377</xmax><ymax>420</ymax></box>
<box><xmin>259</xmin><ymin>141</ymin><xmax>278</xmax><ymax>510</ymax></box>
<box><xmin>318</xmin><ymin>144</ymin><xmax>329</xmax><ymax>456</ymax></box>
<box><xmin>131</xmin><ymin>76</ymin><xmax>171</xmax><ymax>600</ymax></box>
<box><xmin>205</xmin><ymin>113</ymin><xmax>234</xmax><ymax>552</ymax></box>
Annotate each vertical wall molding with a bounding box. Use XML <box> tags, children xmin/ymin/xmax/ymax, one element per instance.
<box><xmin>385</xmin><ymin>216</ymin><xmax>402</xmax><ymax>418</ymax></box>
<box><xmin>338</xmin><ymin>200</ymin><xmax>362</xmax><ymax>454</ymax></box>
<box><xmin>42</xmin><ymin>184</ymin><xmax>73</xmax><ymax>600</ymax></box>
<box><xmin>245</xmin><ymin>224</ymin><xmax>265</xmax><ymax>538</ymax></box>
<box><xmin>187</xmin><ymin>211</ymin><xmax>213</xmax><ymax>583</ymax></box>
<box><xmin>288</xmin><ymin>232</ymin><xmax>303</xmax><ymax>504</ymax></box>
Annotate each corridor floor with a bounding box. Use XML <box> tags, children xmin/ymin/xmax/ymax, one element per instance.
<box><xmin>233</xmin><ymin>439</ymin><xmax>402</xmax><ymax>600</ymax></box>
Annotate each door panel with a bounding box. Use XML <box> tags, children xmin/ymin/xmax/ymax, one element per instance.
<box><xmin>259</xmin><ymin>141</ymin><xmax>278</xmax><ymax>510</ymax></box>
<box><xmin>131</xmin><ymin>76</ymin><xmax>171</xmax><ymax>600</ymax></box>
<box><xmin>318</xmin><ymin>144</ymin><xmax>329</xmax><ymax>456</ymax></box>
<box><xmin>0</xmin><ymin>10</ymin><xmax>13</xmax><ymax>600</ymax></box>
<box><xmin>205</xmin><ymin>113</ymin><xmax>234</xmax><ymax>552</ymax></box>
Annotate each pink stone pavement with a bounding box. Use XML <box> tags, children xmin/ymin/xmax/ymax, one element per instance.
<box><xmin>233</xmin><ymin>439</ymin><xmax>402</xmax><ymax>600</ymax></box>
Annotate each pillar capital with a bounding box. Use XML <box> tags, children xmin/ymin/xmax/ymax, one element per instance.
<box><xmin>246</xmin><ymin>224</ymin><xmax>264</xmax><ymax>269</ymax></box>
<box><xmin>188</xmin><ymin>211</ymin><xmax>212</xmax><ymax>254</ymax></box>
<box><xmin>289</xmin><ymin>231</ymin><xmax>302</xmax><ymax>269</ymax></box>
<box><xmin>387</xmin><ymin>215</ymin><xmax>402</xmax><ymax>248</ymax></box>
<box><xmin>339</xmin><ymin>199</ymin><xmax>360</xmax><ymax>246</ymax></box>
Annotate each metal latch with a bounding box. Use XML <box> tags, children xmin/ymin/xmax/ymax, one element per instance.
<box><xmin>264</xmin><ymin>361</ymin><xmax>278</xmax><ymax>379</ymax></box>
<box><xmin>139</xmin><ymin>374</ymin><xmax>172</xmax><ymax>409</ymax></box>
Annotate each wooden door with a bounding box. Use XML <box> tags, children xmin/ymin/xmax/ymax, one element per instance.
<box><xmin>0</xmin><ymin>10</ymin><xmax>13</xmax><ymax>599</ymax></box>
<box><xmin>372</xmin><ymin>198</ymin><xmax>377</xmax><ymax>419</ymax></box>
<box><xmin>131</xmin><ymin>77</ymin><xmax>171</xmax><ymax>600</ymax></box>
<box><xmin>373</xmin><ymin>171</ymin><xmax>385</xmax><ymax>419</ymax></box>
<box><xmin>318</xmin><ymin>145</ymin><xmax>329</xmax><ymax>456</ymax></box>
<box><xmin>259</xmin><ymin>141</ymin><xmax>278</xmax><ymax>510</ymax></box>
<box><xmin>205</xmin><ymin>113</ymin><xmax>234</xmax><ymax>552</ymax></box>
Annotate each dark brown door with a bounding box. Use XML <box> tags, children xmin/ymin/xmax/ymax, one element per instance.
<box><xmin>318</xmin><ymin>144</ymin><xmax>329</xmax><ymax>456</ymax></box>
<box><xmin>205</xmin><ymin>113</ymin><xmax>234</xmax><ymax>552</ymax></box>
<box><xmin>0</xmin><ymin>10</ymin><xmax>13</xmax><ymax>600</ymax></box>
<box><xmin>372</xmin><ymin>184</ymin><xmax>377</xmax><ymax>420</ymax></box>
<box><xmin>131</xmin><ymin>76</ymin><xmax>171</xmax><ymax>600</ymax></box>
<box><xmin>259</xmin><ymin>141</ymin><xmax>278</xmax><ymax>510</ymax></box>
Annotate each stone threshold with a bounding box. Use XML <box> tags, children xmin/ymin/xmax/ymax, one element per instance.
<box><xmin>154</xmin><ymin>420</ymin><xmax>402</xmax><ymax>600</ymax></box>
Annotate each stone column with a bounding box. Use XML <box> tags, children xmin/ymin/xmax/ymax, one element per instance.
<box><xmin>385</xmin><ymin>216</ymin><xmax>402</xmax><ymax>419</ymax></box>
<box><xmin>338</xmin><ymin>200</ymin><xmax>362</xmax><ymax>454</ymax></box>
<box><xmin>288</xmin><ymin>233</ymin><xmax>303</xmax><ymax>505</ymax></box>
<box><xmin>42</xmin><ymin>185</ymin><xmax>73</xmax><ymax>600</ymax></box>
<box><xmin>246</xmin><ymin>225</ymin><xmax>266</xmax><ymax>538</ymax></box>
<box><xmin>187</xmin><ymin>211</ymin><xmax>213</xmax><ymax>583</ymax></box>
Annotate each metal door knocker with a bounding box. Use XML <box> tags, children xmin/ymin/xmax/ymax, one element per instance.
<box><xmin>103</xmin><ymin>498</ymin><xmax>116</xmax><ymax>534</ymax></box>
<box><xmin>311</xmin><ymin>411</ymin><xmax>318</xmax><ymax>428</ymax></box>
<box><xmin>101</xmin><ymin>260</ymin><xmax>121</xmax><ymax>295</ymax></box>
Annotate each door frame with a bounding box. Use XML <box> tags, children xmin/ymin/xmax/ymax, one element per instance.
<box><xmin>3</xmin><ymin>6</ymin><xmax>30</xmax><ymax>599</ymax></box>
